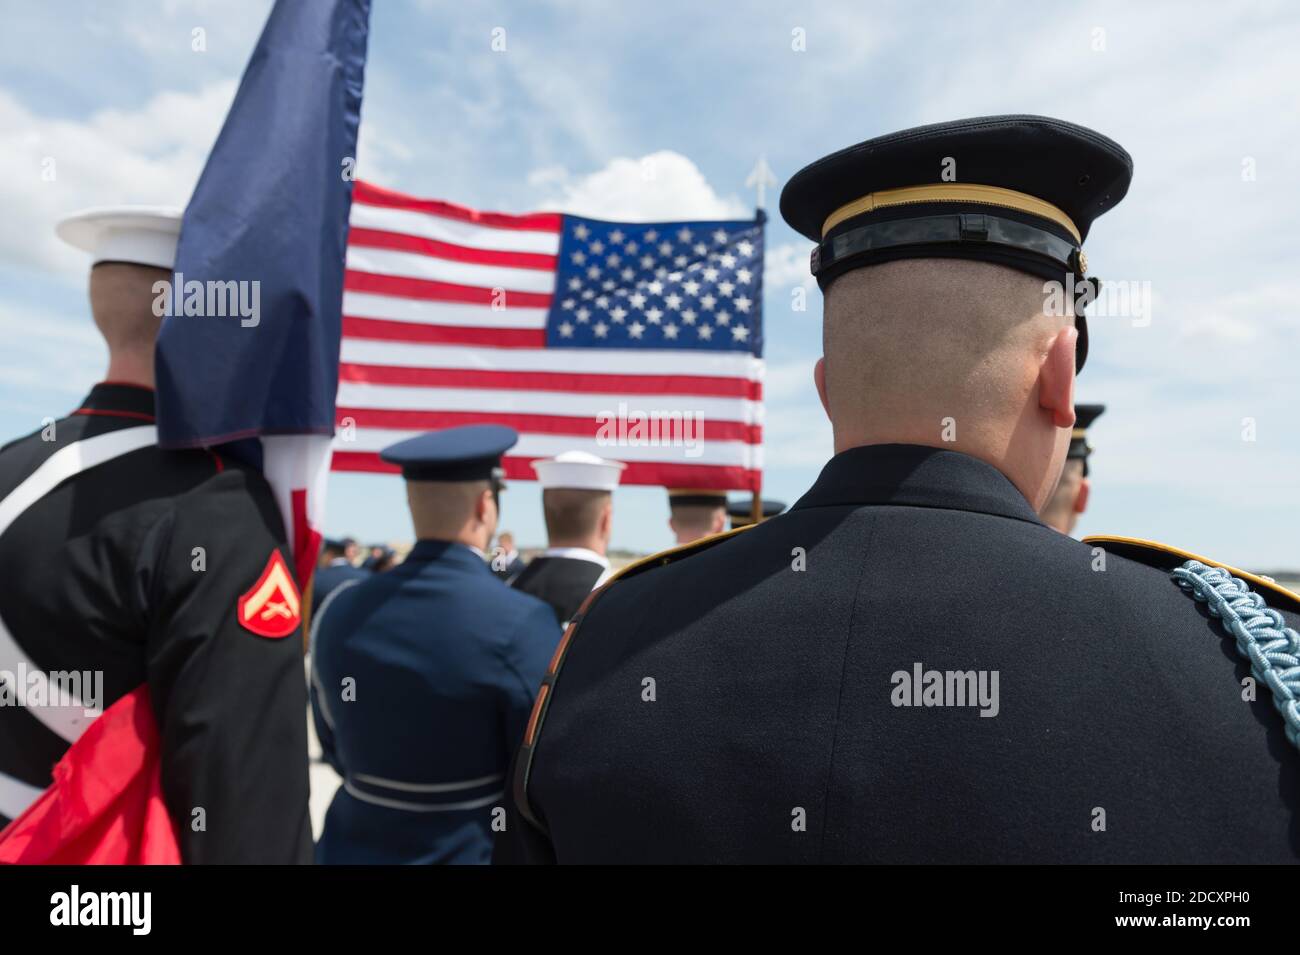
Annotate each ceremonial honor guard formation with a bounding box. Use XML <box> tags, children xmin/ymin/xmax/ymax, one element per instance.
<box><xmin>1</xmin><ymin>4</ymin><xmax>1299</xmax><ymax>931</ymax></box>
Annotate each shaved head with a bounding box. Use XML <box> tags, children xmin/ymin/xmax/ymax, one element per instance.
<box><xmin>89</xmin><ymin>262</ymin><xmax>169</xmax><ymax>352</ymax></box>
<box><xmin>543</xmin><ymin>488</ymin><xmax>611</xmax><ymax>546</ymax></box>
<box><xmin>669</xmin><ymin>502</ymin><xmax>726</xmax><ymax>545</ymax></box>
<box><xmin>816</xmin><ymin>258</ymin><xmax>1079</xmax><ymax>509</ymax></box>
<box><xmin>87</xmin><ymin>262</ymin><xmax>171</xmax><ymax>387</ymax></box>
<box><xmin>406</xmin><ymin>479</ymin><xmax>497</xmax><ymax>550</ymax></box>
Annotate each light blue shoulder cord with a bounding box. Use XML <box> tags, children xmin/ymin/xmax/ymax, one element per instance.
<box><xmin>1171</xmin><ymin>559</ymin><xmax>1300</xmax><ymax>750</ymax></box>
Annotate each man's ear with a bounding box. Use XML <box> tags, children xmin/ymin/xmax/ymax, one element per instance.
<box><xmin>477</xmin><ymin>486</ymin><xmax>495</xmax><ymax>525</ymax></box>
<box><xmin>599</xmin><ymin>498</ymin><xmax>613</xmax><ymax>540</ymax></box>
<box><xmin>813</xmin><ymin>356</ymin><xmax>830</xmax><ymax>419</ymax></box>
<box><xmin>1039</xmin><ymin>326</ymin><xmax>1077</xmax><ymax>429</ymax></box>
<box><xmin>1073</xmin><ymin>477</ymin><xmax>1091</xmax><ymax>515</ymax></box>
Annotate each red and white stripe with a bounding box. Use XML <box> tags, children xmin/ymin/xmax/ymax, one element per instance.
<box><xmin>333</xmin><ymin>180</ymin><xmax>763</xmax><ymax>489</ymax></box>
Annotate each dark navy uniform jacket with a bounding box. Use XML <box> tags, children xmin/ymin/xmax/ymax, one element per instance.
<box><xmin>0</xmin><ymin>383</ymin><xmax>312</xmax><ymax>863</ymax></box>
<box><xmin>496</xmin><ymin>444</ymin><xmax>1300</xmax><ymax>863</ymax></box>
<box><xmin>311</xmin><ymin>539</ymin><xmax>560</xmax><ymax>864</ymax></box>
<box><xmin>510</xmin><ymin>552</ymin><xmax>607</xmax><ymax>625</ymax></box>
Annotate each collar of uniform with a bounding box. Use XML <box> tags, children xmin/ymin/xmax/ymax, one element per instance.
<box><xmin>73</xmin><ymin>382</ymin><xmax>156</xmax><ymax>422</ymax></box>
<box><xmin>407</xmin><ymin>539</ymin><xmax>492</xmax><ymax>567</ymax></box>
<box><xmin>792</xmin><ymin>443</ymin><xmax>1043</xmax><ymax>525</ymax></box>
<box><xmin>538</xmin><ymin>546</ymin><xmax>609</xmax><ymax>569</ymax></box>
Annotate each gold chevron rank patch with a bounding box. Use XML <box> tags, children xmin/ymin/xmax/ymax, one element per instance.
<box><xmin>237</xmin><ymin>551</ymin><xmax>302</xmax><ymax>639</ymax></box>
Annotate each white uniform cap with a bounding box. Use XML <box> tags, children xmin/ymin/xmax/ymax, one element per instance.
<box><xmin>532</xmin><ymin>450</ymin><xmax>626</xmax><ymax>492</ymax></box>
<box><xmin>56</xmin><ymin>206</ymin><xmax>184</xmax><ymax>269</ymax></box>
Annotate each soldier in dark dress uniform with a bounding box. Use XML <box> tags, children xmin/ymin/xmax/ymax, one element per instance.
<box><xmin>0</xmin><ymin>207</ymin><xmax>311</xmax><ymax>863</ymax></box>
<box><xmin>310</xmin><ymin>425</ymin><xmax>559</xmax><ymax>864</ymax></box>
<box><xmin>725</xmin><ymin>498</ymin><xmax>786</xmax><ymax>529</ymax></box>
<box><xmin>509</xmin><ymin>451</ymin><xmax>625</xmax><ymax>625</ymax></box>
<box><xmin>495</xmin><ymin>116</ymin><xmax>1300</xmax><ymax>864</ymax></box>
<box><xmin>1039</xmin><ymin>403</ymin><xmax>1104</xmax><ymax>535</ymax></box>
<box><xmin>666</xmin><ymin>488</ymin><xmax>728</xmax><ymax>545</ymax></box>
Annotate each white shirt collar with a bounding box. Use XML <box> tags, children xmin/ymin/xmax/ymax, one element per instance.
<box><xmin>540</xmin><ymin>546</ymin><xmax>609</xmax><ymax>569</ymax></box>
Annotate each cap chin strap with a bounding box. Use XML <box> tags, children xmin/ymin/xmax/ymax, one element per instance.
<box><xmin>812</xmin><ymin>212</ymin><xmax>1083</xmax><ymax>280</ymax></box>
<box><xmin>811</xmin><ymin>212</ymin><xmax>1095</xmax><ymax>372</ymax></box>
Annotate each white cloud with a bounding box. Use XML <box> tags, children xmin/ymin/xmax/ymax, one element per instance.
<box><xmin>533</xmin><ymin>151</ymin><xmax>749</xmax><ymax>221</ymax></box>
<box><xmin>0</xmin><ymin>303</ymin><xmax>105</xmax><ymax>423</ymax></box>
<box><xmin>760</xmin><ymin>357</ymin><xmax>834</xmax><ymax>471</ymax></box>
<box><xmin>0</xmin><ymin>81</ymin><xmax>235</xmax><ymax>281</ymax></box>
<box><xmin>763</xmin><ymin>241</ymin><xmax>816</xmax><ymax>292</ymax></box>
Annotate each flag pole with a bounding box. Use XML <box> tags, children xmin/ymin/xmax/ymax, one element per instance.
<box><xmin>745</xmin><ymin>155</ymin><xmax>776</xmax><ymax>213</ymax></box>
<box><xmin>744</xmin><ymin>156</ymin><xmax>775</xmax><ymax>527</ymax></box>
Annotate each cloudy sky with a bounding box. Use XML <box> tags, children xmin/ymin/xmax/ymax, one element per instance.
<box><xmin>2</xmin><ymin>0</ymin><xmax>1298</xmax><ymax>567</ymax></box>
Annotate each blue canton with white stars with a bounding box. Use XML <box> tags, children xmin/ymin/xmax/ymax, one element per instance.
<box><xmin>546</xmin><ymin>215</ymin><xmax>764</xmax><ymax>356</ymax></box>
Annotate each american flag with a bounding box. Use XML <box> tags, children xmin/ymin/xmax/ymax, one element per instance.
<box><xmin>332</xmin><ymin>180</ymin><xmax>765</xmax><ymax>490</ymax></box>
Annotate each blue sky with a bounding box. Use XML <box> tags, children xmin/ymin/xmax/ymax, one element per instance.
<box><xmin>2</xmin><ymin>0</ymin><xmax>1298</xmax><ymax>567</ymax></box>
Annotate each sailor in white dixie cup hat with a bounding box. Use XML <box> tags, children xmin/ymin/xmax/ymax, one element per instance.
<box><xmin>508</xmin><ymin>450</ymin><xmax>626</xmax><ymax>626</ymax></box>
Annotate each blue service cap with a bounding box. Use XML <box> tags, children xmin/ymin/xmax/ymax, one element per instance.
<box><xmin>380</xmin><ymin>424</ymin><xmax>519</xmax><ymax>482</ymax></box>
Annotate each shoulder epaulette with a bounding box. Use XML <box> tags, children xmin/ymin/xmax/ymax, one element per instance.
<box><xmin>604</xmin><ymin>523</ymin><xmax>753</xmax><ymax>582</ymax></box>
<box><xmin>511</xmin><ymin>523</ymin><xmax>753</xmax><ymax>834</ymax></box>
<box><xmin>1087</xmin><ymin>535</ymin><xmax>1300</xmax><ymax>754</ymax></box>
<box><xmin>1083</xmin><ymin>535</ymin><xmax>1300</xmax><ymax>614</ymax></box>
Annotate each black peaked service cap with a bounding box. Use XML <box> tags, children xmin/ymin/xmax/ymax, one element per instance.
<box><xmin>780</xmin><ymin>115</ymin><xmax>1133</xmax><ymax>371</ymax></box>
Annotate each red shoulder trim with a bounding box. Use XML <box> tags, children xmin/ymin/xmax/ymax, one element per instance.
<box><xmin>71</xmin><ymin>407</ymin><xmax>156</xmax><ymax>423</ymax></box>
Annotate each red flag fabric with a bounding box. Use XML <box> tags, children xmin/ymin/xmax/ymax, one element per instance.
<box><xmin>0</xmin><ymin>686</ymin><xmax>180</xmax><ymax>865</ymax></box>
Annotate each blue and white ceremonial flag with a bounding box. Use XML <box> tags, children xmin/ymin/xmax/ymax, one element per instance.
<box><xmin>155</xmin><ymin>0</ymin><xmax>371</xmax><ymax>587</ymax></box>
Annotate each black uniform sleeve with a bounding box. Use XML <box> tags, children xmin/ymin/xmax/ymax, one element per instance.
<box><xmin>492</xmin><ymin>751</ymin><xmax>558</xmax><ymax>865</ymax></box>
<box><xmin>140</xmin><ymin>468</ymin><xmax>313</xmax><ymax>864</ymax></box>
<box><xmin>492</xmin><ymin>598</ymin><xmax>562</xmax><ymax>865</ymax></box>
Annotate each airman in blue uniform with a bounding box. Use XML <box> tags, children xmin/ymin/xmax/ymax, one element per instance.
<box><xmin>311</xmin><ymin>425</ymin><xmax>559</xmax><ymax>864</ymax></box>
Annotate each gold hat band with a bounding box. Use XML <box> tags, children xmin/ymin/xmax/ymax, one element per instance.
<box><xmin>821</xmin><ymin>183</ymin><xmax>1082</xmax><ymax>244</ymax></box>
